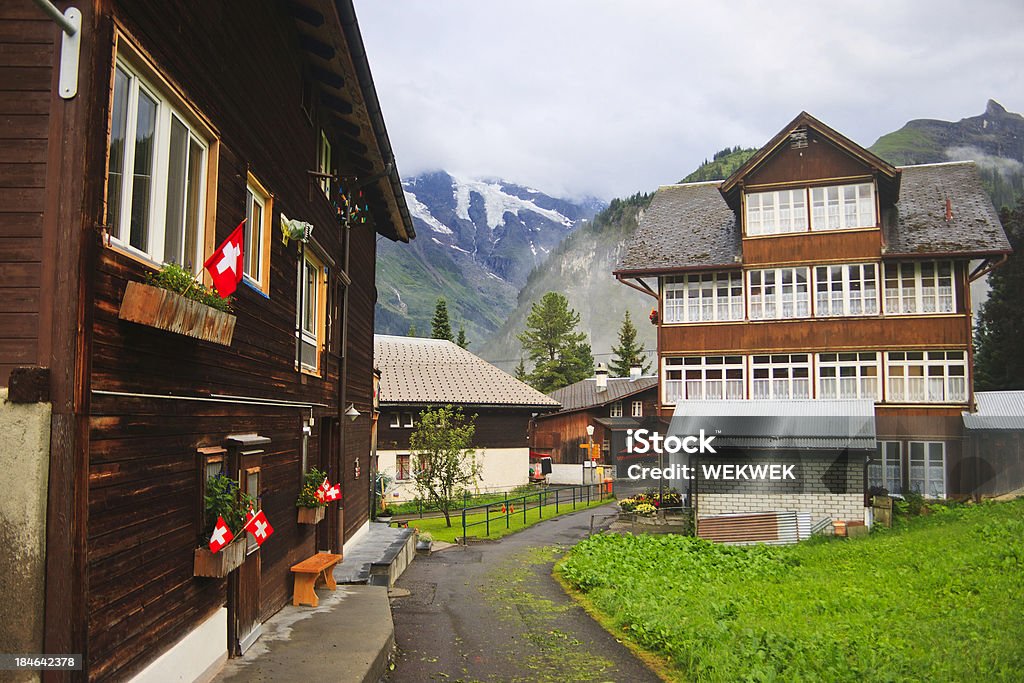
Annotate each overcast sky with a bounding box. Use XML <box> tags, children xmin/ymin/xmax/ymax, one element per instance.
<box><xmin>356</xmin><ymin>1</ymin><xmax>1024</xmax><ymax>201</ymax></box>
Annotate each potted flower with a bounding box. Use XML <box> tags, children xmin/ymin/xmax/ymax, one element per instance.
<box><xmin>194</xmin><ymin>474</ymin><xmax>254</xmax><ymax>578</ymax></box>
<box><xmin>415</xmin><ymin>531</ymin><xmax>433</xmax><ymax>553</ymax></box>
<box><xmin>119</xmin><ymin>263</ymin><xmax>236</xmax><ymax>346</ymax></box>
<box><xmin>649</xmin><ymin>308</ymin><xmax>659</xmax><ymax>325</ymax></box>
<box><xmin>296</xmin><ymin>467</ymin><xmax>329</xmax><ymax>524</ymax></box>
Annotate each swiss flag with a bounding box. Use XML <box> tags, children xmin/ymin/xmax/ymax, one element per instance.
<box><xmin>203</xmin><ymin>220</ymin><xmax>245</xmax><ymax>298</ymax></box>
<box><xmin>314</xmin><ymin>477</ymin><xmax>330</xmax><ymax>503</ymax></box>
<box><xmin>325</xmin><ymin>482</ymin><xmax>342</xmax><ymax>502</ymax></box>
<box><xmin>209</xmin><ymin>515</ymin><xmax>234</xmax><ymax>553</ymax></box>
<box><xmin>243</xmin><ymin>508</ymin><xmax>274</xmax><ymax>546</ymax></box>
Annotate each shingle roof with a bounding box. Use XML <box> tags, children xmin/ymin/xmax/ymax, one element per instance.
<box><xmin>963</xmin><ymin>391</ymin><xmax>1024</xmax><ymax>430</ymax></box>
<box><xmin>615</xmin><ymin>182</ymin><xmax>740</xmax><ymax>274</ymax></box>
<box><xmin>882</xmin><ymin>161</ymin><xmax>1010</xmax><ymax>256</ymax></box>
<box><xmin>547</xmin><ymin>376</ymin><xmax>658</xmax><ymax>413</ymax></box>
<box><xmin>616</xmin><ymin>161</ymin><xmax>1008</xmax><ymax>275</ymax></box>
<box><xmin>374</xmin><ymin>335</ymin><xmax>559</xmax><ymax>407</ymax></box>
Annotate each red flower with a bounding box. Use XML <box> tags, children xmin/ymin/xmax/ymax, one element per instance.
<box><xmin>649</xmin><ymin>308</ymin><xmax>659</xmax><ymax>324</ymax></box>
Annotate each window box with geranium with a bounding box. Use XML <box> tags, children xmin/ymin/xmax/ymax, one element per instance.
<box><xmin>296</xmin><ymin>467</ymin><xmax>328</xmax><ymax>525</ymax></box>
<box><xmin>194</xmin><ymin>474</ymin><xmax>254</xmax><ymax>578</ymax></box>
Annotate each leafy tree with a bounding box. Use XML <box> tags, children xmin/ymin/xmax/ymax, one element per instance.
<box><xmin>456</xmin><ymin>324</ymin><xmax>470</xmax><ymax>349</ymax></box>
<box><xmin>517</xmin><ymin>292</ymin><xmax>595</xmax><ymax>392</ymax></box>
<box><xmin>609</xmin><ymin>311</ymin><xmax>651</xmax><ymax>377</ymax></box>
<box><xmin>431</xmin><ymin>297</ymin><xmax>453</xmax><ymax>342</ymax></box>
<box><xmin>410</xmin><ymin>406</ymin><xmax>481</xmax><ymax>527</ymax></box>
<box><xmin>975</xmin><ymin>199</ymin><xmax>1024</xmax><ymax>390</ymax></box>
<box><xmin>514</xmin><ymin>357</ymin><xmax>527</xmax><ymax>382</ymax></box>
<box><xmin>407</xmin><ymin>322</ymin><xmax>417</xmax><ymax>337</ymax></box>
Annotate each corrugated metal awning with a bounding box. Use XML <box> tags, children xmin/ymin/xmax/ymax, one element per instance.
<box><xmin>963</xmin><ymin>391</ymin><xmax>1024</xmax><ymax>430</ymax></box>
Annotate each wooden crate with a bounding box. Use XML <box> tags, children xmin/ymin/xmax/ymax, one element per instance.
<box><xmin>119</xmin><ymin>280</ymin><xmax>236</xmax><ymax>346</ymax></box>
<box><xmin>297</xmin><ymin>506</ymin><xmax>326</xmax><ymax>525</ymax></box>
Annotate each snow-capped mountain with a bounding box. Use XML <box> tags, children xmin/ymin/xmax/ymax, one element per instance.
<box><xmin>375</xmin><ymin>171</ymin><xmax>603</xmax><ymax>344</ymax></box>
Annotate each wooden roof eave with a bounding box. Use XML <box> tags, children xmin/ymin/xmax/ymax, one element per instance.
<box><xmin>718</xmin><ymin>111</ymin><xmax>901</xmax><ymax>211</ymax></box>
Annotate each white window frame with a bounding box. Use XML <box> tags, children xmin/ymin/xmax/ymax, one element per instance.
<box><xmin>814</xmin><ymin>263</ymin><xmax>879</xmax><ymax>317</ymax></box>
<box><xmin>817</xmin><ymin>352</ymin><xmax>881</xmax><ymax>401</ymax></box>
<box><xmin>868</xmin><ymin>441</ymin><xmax>903</xmax><ymax>494</ymax></box>
<box><xmin>745</xmin><ymin>188</ymin><xmax>808</xmax><ymax>236</ymax></box>
<box><xmin>609</xmin><ymin>401</ymin><xmax>623</xmax><ymax>418</ymax></box>
<box><xmin>885</xmin><ymin>351</ymin><xmax>967</xmax><ymax>403</ymax></box>
<box><xmin>810</xmin><ymin>183</ymin><xmax>876</xmax><ymax>231</ymax></box>
<box><xmin>631</xmin><ymin>400</ymin><xmax>643</xmax><ymax>417</ymax></box>
<box><xmin>908</xmin><ymin>441</ymin><xmax>946</xmax><ymax>498</ymax></box>
<box><xmin>106</xmin><ymin>55</ymin><xmax>210</xmax><ymax>271</ymax></box>
<box><xmin>751</xmin><ymin>354</ymin><xmax>811</xmax><ymax>400</ymax></box>
<box><xmin>663</xmin><ymin>356</ymin><xmax>745</xmax><ymax>404</ymax></box>
<box><xmin>389</xmin><ymin>413</ymin><xmax>401</xmax><ymax>429</ymax></box>
<box><xmin>402</xmin><ymin>412</ymin><xmax>415</xmax><ymax>428</ymax></box>
<box><xmin>748</xmin><ymin>267</ymin><xmax>810</xmax><ymax>320</ymax></box>
<box><xmin>883</xmin><ymin>261</ymin><xmax>955</xmax><ymax>315</ymax></box>
<box><xmin>663</xmin><ymin>271</ymin><xmax>744</xmax><ymax>323</ymax></box>
<box><xmin>318</xmin><ymin>130</ymin><xmax>332</xmax><ymax>196</ymax></box>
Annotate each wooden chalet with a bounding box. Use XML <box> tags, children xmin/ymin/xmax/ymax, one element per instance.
<box><xmin>0</xmin><ymin>1</ymin><xmax>414</xmax><ymax>680</ymax></box>
<box><xmin>532</xmin><ymin>365</ymin><xmax>659</xmax><ymax>475</ymax></box>
<box><xmin>615</xmin><ymin>112</ymin><xmax>1013</xmax><ymax>524</ymax></box>
<box><xmin>374</xmin><ymin>335</ymin><xmax>559</xmax><ymax>503</ymax></box>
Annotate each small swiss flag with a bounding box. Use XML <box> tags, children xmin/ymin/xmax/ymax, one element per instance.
<box><xmin>324</xmin><ymin>482</ymin><xmax>342</xmax><ymax>502</ymax></box>
<box><xmin>314</xmin><ymin>477</ymin><xmax>330</xmax><ymax>503</ymax></box>
<box><xmin>243</xmin><ymin>508</ymin><xmax>274</xmax><ymax>546</ymax></box>
<box><xmin>203</xmin><ymin>220</ymin><xmax>245</xmax><ymax>298</ymax></box>
<box><xmin>209</xmin><ymin>515</ymin><xmax>234</xmax><ymax>553</ymax></box>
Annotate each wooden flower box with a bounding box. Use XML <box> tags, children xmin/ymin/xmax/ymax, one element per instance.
<box><xmin>194</xmin><ymin>540</ymin><xmax>246</xmax><ymax>578</ymax></box>
<box><xmin>297</xmin><ymin>506</ymin><xmax>326</xmax><ymax>525</ymax></box>
<box><xmin>119</xmin><ymin>280</ymin><xmax>236</xmax><ymax>346</ymax></box>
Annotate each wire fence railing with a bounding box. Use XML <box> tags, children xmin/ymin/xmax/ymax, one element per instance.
<box><xmin>460</xmin><ymin>481</ymin><xmax>615</xmax><ymax>543</ymax></box>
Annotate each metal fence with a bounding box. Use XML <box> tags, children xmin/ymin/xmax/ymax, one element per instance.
<box><xmin>460</xmin><ymin>481</ymin><xmax>615</xmax><ymax>543</ymax></box>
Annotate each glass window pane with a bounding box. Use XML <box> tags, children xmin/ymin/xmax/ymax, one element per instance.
<box><xmin>107</xmin><ymin>66</ymin><xmax>130</xmax><ymax>238</ymax></box>
<box><xmin>130</xmin><ymin>89</ymin><xmax>158</xmax><ymax>251</ymax></box>
<box><xmin>163</xmin><ymin>116</ymin><xmax>188</xmax><ymax>265</ymax></box>
<box><xmin>184</xmin><ymin>136</ymin><xmax>204</xmax><ymax>270</ymax></box>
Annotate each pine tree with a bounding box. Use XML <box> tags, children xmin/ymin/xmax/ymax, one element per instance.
<box><xmin>609</xmin><ymin>311</ymin><xmax>651</xmax><ymax>377</ymax></box>
<box><xmin>514</xmin><ymin>357</ymin><xmax>527</xmax><ymax>382</ymax></box>
<box><xmin>456</xmin><ymin>325</ymin><xmax>470</xmax><ymax>349</ymax></box>
<box><xmin>517</xmin><ymin>292</ymin><xmax>594</xmax><ymax>393</ymax></box>
<box><xmin>407</xmin><ymin>322</ymin><xmax>417</xmax><ymax>337</ymax></box>
<box><xmin>431</xmin><ymin>298</ymin><xmax>453</xmax><ymax>342</ymax></box>
<box><xmin>975</xmin><ymin>199</ymin><xmax>1024</xmax><ymax>390</ymax></box>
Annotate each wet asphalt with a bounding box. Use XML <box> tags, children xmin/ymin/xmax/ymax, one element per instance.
<box><xmin>384</xmin><ymin>502</ymin><xmax>662</xmax><ymax>683</ymax></box>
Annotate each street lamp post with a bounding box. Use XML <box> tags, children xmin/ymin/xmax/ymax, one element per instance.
<box><xmin>585</xmin><ymin>424</ymin><xmax>595</xmax><ymax>486</ymax></box>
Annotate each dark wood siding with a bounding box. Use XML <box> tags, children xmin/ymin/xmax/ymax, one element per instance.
<box><xmin>742</xmin><ymin>229</ymin><xmax>881</xmax><ymax>266</ymax></box>
<box><xmin>379</xmin><ymin>407</ymin><xmax>534</xmax><ymax>452</ymax></box>
<box><xmin>0</xmin><ymin>1</ymin><xmax>53</xmax><ymax>385</ymax></box>
<box><xmin>745</xmin><ymin>127</ymin><xmax>874</xmax><ymax>188</ymax></box>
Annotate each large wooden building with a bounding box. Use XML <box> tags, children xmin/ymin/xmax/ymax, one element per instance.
<box><xmin>0</xmin><ymin>1</ymin><xmax>413</xmax><ymax>680</ymax></box>
<box><xmin>615</xmin><ymin>112</ymin><xmax>1012</xmax><ymax>523</ymax></box>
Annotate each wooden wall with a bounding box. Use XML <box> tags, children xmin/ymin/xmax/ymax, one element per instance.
<box><xmin>0</xmin><ymin>1</ymin><xmax>52</xmax><ymax>386</ymax></box>
<box><xmin>532</xmin><ymin>387</ymin><xmax>659</xmax><ymax>463</ymax></box>
<box><xmin>745</xmin><ymin>126</ymin><xmax>873</xmax><ymax>188</ymax></box>
<box><xmin>378</xmin><ymin>407</ymin><xmax>534</xmax><ymax>452</ymax></box>
<box><xmin>742</xmin><ymin>229</ymin><xmax>881</xmax><ymax>265</ymax></box>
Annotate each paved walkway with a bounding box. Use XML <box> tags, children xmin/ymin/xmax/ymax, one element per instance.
<box><xmin>384</xmin><ymin>503</ymin><xmax>660</xmax><ymax>683</ymax></box>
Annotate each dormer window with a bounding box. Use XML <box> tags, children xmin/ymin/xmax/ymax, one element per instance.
<box><xmin>745</xmin><ymin>189</ymin><xmax>807</xmax><ymax>236</ymax></box>
<box><xmin>810</xmin><ymin>183</ymin><xmax>875</xmax><ymax>231</ymax></box>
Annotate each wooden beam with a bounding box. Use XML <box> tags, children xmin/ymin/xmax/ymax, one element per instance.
<box><xmin>310</xmin><ymin>65</ymin><xmax>344</xmax><ymax>91</ymax></box>
<box><xmin>285</xmin><ymin>1</ymin><xmax>324</xmax><ymax>27</ymax></box>
<box><xmin>299</xmin><ymin>35</ymin><xmax>334</xmax><ymax>61</ymax></box>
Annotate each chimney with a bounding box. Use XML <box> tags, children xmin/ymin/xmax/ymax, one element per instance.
<box><xmin>629</xmin><ymin>365</ymin><xmax>642</xmax><ymax>381</ymax></box>
<box><xmin>595</xmin><ymin>363</ymin><xmax>608</xmax><ymax>393</ymax></box>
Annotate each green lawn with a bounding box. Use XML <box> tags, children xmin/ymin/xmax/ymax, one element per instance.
<box><xmin>407</xmin><ymin>496</ymin><xmax>613</xmax><ymax>543</ymax></box>
<box><xmin>558</xmin><ymin>500</ymin><xmax>1024</xmax><ymax>681</ymax></box>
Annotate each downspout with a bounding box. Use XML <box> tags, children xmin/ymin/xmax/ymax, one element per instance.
<box><xmin>336</xmin><ymin>206</ymin><xmax>352</xmax><ymax>552</ymax></box>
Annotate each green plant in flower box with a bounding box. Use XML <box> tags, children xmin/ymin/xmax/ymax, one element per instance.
<box><xmin>296</xmin><ymin>467</ymin><xmax>329</xmax><ymax>508</ymax></box>
<box><xmin>203</xmin><ymin>473</ymin><xmax>255</xmax><ymax>542</ymax></box>
<box><xmin>146</xmin><ymin>262</ymin><xmax>234</xmax><ymax>313</ymax></box>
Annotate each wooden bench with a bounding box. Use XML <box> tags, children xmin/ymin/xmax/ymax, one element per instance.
<box><xmin>290</xmin><ymin>553</ymin><xmax>342</xmax><ymax>607</ymax></box>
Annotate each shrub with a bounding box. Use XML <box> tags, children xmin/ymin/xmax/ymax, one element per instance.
<box><xmin>203</xmin><ymin>473</ymin><xmax>255</xmax><ymax>541</ymax></box>
<box><xmin>296</xmin><ymin>467</ymin><xmax>329</xmax><ymax>508</ymax></box>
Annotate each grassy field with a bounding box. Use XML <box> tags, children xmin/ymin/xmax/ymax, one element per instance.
<box><xmin>406</xmin><ymin>496</ymin><xmax>613</xmax><ymax>543</ymax></box>
<box><xmin>558</xmin><ymin>500</ymin><xmax>1024</xmax><ymax>681</ymax></box>
<box><xmin>381</xmin><ymin>485</ymin><xmax>538</xmax><ymax>517</ymax></box>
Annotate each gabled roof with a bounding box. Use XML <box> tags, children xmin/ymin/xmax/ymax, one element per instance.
<box><xmin>963</xmin><ymin>391</ymin><xmax>1024</xmax><ymax>431</ymax></box>
<box><xmin>615</xmin><ymin>161</ymin><xmax>1009</xmax><ymax>276</ymax></box>
<box><xmin>374</xmin><ymin>335</ymin><xmax>559</xmax><ymax>408</ymax></box>
<box><xmin>547</xmin><ymin>376</ymin><xmax>658</xmax><ymax>414</ymax></box>
<box><xmin>719</xmin><ymin>111</ymin><xmax>900</xmax><ymax>210</ymax></box>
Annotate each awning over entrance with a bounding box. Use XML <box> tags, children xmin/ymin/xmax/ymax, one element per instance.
<box><xmin>593</xmin><ymin>417</ymin><xmax>642</xmax><ymax>430</ymax></box>
<box><xmin>668</xmin><ymin>399</ymin><xmax>876</xmax><ymax>451</ymax></box>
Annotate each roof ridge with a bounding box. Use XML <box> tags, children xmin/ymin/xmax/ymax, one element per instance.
<box><xmin>897</xmin><ymin>160</ymin><xmax>975</xmax><ymax>169</ymax></box>
<box><xmin>658</xmin><ymin>180</ymin><xmax>723</xmax><ymax>189</ymax></box>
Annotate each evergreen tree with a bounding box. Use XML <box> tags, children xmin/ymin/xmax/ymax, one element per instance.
<box><xmin>609</xmin><ymin>311</ymin><xmax>651</xmax><ymax>377</ymax></box>
<box><xmin>456</xmin><ymin>325</ymin><xmax>470</xmax><ymax>349</ymax></box>
<box><xmin>514</xmin><ymin>357</ymin><xmax>527</xmax><ymax>382</ymax></box>
<box><xmin>407</xmin><ymin>322</ymin><xmax>417</xmax><ymax>337</ymax></box>
<box><xmin>975</xmin><ymin>199</ymin><xmax>1024</xmax><ymax>390</ymax></box>
<box><xmin>517</xmin><ymin>292</ymin><xmax>594</xmax><ymax>393</ymax></box>
<box><xmin>431</xmin><ymin>297</ymin><xmax>453</xmax><ymax>342</ymax></box>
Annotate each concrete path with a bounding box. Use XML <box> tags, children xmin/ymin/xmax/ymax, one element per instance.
<box><xmin>385</xmin><ymin>503</ymin><xmax>660</xmax><ymax>683</ymax></box>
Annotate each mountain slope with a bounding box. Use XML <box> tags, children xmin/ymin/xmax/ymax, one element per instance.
<box><xmin>375</xmin><ymin>171</ymin><xmax>602</xmax><ymax>342</ymax></box>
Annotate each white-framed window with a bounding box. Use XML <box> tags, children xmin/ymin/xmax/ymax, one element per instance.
<box><xmin>298</xmin><ymin>250</ymin><xmax>327</xmax><ymax>374</ymax></box>
<box><xmin>389</xmin><ymin>413</ymin><xmax>401</xmax><ymax>429</ymax></box>
<box><xmin>814</xmin><ymin>263</ymin><xmax>879</xmax><ymax>317</ymax></box>
<box><xmin>663</xmin><ymin>272</ymin><xmax>744</xmax><ymax>323</ymax></box>
<box><xmin>402</xmin><ymin>412</ymin><xmax>415</xmax><ymax>428</ymax></box>
<box><xmin>244</xmin><ymin>174</ymin><xmax>272</xmax><ymax>294</ymax></box>
<box><xmin>909</xmin><ymin>441</ymin><xmax>945</xmax><ymax>498</ymax></box>
<box><xmin>810</xmin><ymin>183</ymin><xmax>875</xmax><ymax>231</ymax></box>
<box><xmin>745</xmin><ymin>188</ymin><xmax>808</xmax><ymax>236</ymax></box>
<box><xmin>748</xmin><ymin>267</ymin><xmax>810</xmax><ymax>320</ymax></box>
<box><xmin>105</xmin><ymin>56</ymin><xmax>210</xmax><ymax>270</ymax></box>
<box><xmin>817</xmin><ymin>352</ymin><xmax>881</xmax><ymax>400</ymax></box>
<box><xmin>885</xmin><ymin>351</ymin><xmax>967</xmax><ymax>403</ymax></box>
<box><xmin>609</xmin><ymin>401</ymin><xmax>623</xmax><ymax>418</ymax></box>
<box><xmin>868</xmin><ymin>441</ymin><xmax>903</xmax><ymax>494</ymax></box>
<box><xmin>631</xmin><ymin>400</ymin><xmax>643</xmax><ymax>417</ymax></box>
<box><xmin>317</xmin><ymin>130</ymin><xmax>332</xmax><ymax>196</ymax></box>
<box><xmin>751</xmin><ymin>354</ymin><xmax>811</xmax><ymax>400</ymax></box>
<box><xmin>883</xmin><ymin>261</ymin><xmax>955</xmax><ymax>315</ymax></box>
<box><xmin>664</xmin><ymin>356</ymin><xmax>745</xmax><ymax>404</ymax></box>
